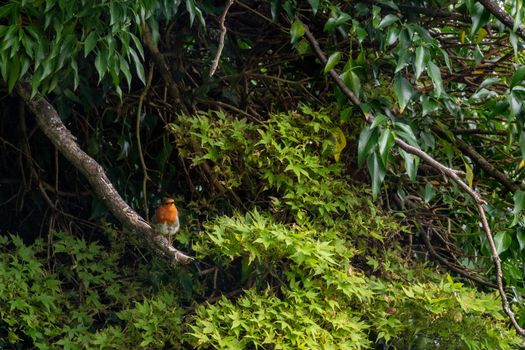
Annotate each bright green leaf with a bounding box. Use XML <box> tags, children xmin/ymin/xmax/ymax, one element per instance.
<box><xmin>324</xmin><ymin>51</ymin><xmax>342</xmax><ymax>74</ymax></box>
<box><xmin>290</xmin><ymin>20</ymin><xmax>305</xmax><ymax>44</ymax></box>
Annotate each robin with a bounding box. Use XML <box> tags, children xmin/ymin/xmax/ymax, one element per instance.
<box><xmin>153</xmin><ymin>197</ymin><xmax>180</xmax><ymax>245</ymax></box>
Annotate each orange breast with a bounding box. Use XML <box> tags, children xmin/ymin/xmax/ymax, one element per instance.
<box><xmin>155</xmin><ymin>204</ymin><xmax>178</xmax><ymax>224</ymax></box>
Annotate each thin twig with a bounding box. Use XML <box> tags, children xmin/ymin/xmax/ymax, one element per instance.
<box><xmin>302</xmin><ymin>22</ymin><xmax>525</xmax><ymax>337</ymax></box>
<box><xmin>136</xmin><ymin>64</ymin><xmax>155</xmax><ymax>220</ymax></box>
<box><xmin>209</xmin><ymin>0</ymin><xmax>235</xmax><ymax>77</ymax></box>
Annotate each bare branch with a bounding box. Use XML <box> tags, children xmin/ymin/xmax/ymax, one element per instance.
<box><xmin>302</xmin><ymin>22</ymin><xmax>525</xmax><ymax>337</ymax></box>
<box><xmin>209</xmin><ymin>0</ymin><xmax>235</xmax><ymax>77</ymax></box>
<box><xmin>16</xmin><ymin>82</ymin><xmax>193</xmax><ymax>265</ymax></box>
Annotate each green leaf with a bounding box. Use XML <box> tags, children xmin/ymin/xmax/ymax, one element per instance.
<box><xmin>119</xmin><ymin>56</ymin><xmax>132</xmax><ymax>89</ymax></box>
<box><xmin>400</xmin><ymin>149</ymin><xmax>418</xmax><ymax>180</ymax></box>
<box><xmin>367</xmin><ymin>151</ymin><xmax>386</xmax><ymax>200</ymax></box>
<box><xmin>520</xmin><ymin>132</ymin><xmax>525</xmax><ymax>160</ymax></box>
<box><xmin>378</xmin><ymin>129</ymin><xmax>394</xmax><ymax>165</ymax></box>
<box><xmin>394</xmin><ymin>123</ymin><xmax>419</xmax><ymax>147</ymax></box>
<box><xmin>290</xmin><ymin>20</ymin><xmax>305</xmax><ymax>44</ymax></box>
<box><xmin>186</xmin><ymin>0</ymin><xmax>197</xmax><ymax>26</ymax></box>
<box><xmin>393</xmin><ymin>76</ymin><xmax>414</xmax><ymax>112</ymax></box>
<box><xmin>371</xmin><ymin>114</ymin><xmax>388</xmax><ymax>129</ymax></box>
<box><xmin>493</xmin><ymin>232</ymin><xmax>512</xmax><ymax>255</ymax></box>
<box><xmin>508</xmin><ymin>91</ymin><xmax>522</xmax><ymax>117</ymax></box>
<box><xmin>470</xmin><ymin>2</ymin><xmax>491</xmax><ymax>36</ymax></box>
<box><xmin>427</xmin><ymin>61</ymin><xmax>443</xmax><ymax>97</ymax></box>
<box><xmin>307</xmin><ymin>0</ymin><xmax>319</xmax><ymax>14</ymax></box>
<box><xmin>464</xmin><ymin>161</ymin><xmax>473</xmax><ymax>187</ymax></box>
<box><xmin>84</xmin><ymin>32</ymin><xmax>98</xmax><ymax>57</ymax></box>
<box><xmin>513</xmin><ymin>191</ymin><xmax>525</xmax><ymax>215</ymax></box>
<box><xmin>517</xmin><ymin>231</ymin><xmax>525</xmax><ymax>251</ymax></box>
<box><xmin>414</xmin><ymin>46</ymin><xmax>425</xmax><ymax>80</ymax></box>
<box><xmin>94</xmin><ymin>50</ymin><xmax>108</xmax><ymax>82</ymax></box>
<box><xmin>357</xmin><ymin>125</ymin><xmax>379</xmax><ymax>167</ymax></box>
<box><xmin>511</xmin><ymin>66</ymin><xmax>525</xmax><ymax>88</ymax></box>
<box><xmin>324</xmin><ymin>51</ymin><xmax>341</xmax><ymax>74</ymax></box>
<box><xmin>510</xmin><ymin>31</ymin><xmax>518</xmax><ymax>57</ymax></box>
<box><xmin>341</xmin><ymin>70</ymin><xmax>361</xmax><ymax>98</ymax></box>
<box><xmin>129</xmin><ymin>48</ymin><xmax>145</xmax><ymax>85</ymax></box>
<box><xmin>7</xmin><ymin>55</ymin><xmax>20</xmax><ymax>92</ymax></box>
<box><xmin>378</xmin><ymin>14</ymin><xmax>399</xmax><ymax>29</ymax></box>
<box><xmin>421</xmin><ymin>95</ymin><xmax>439</xmax><ymax>116</ymax></box>
<box><xmin>422</xmin><ymin>183</ymin><xmax>435</xmax><ymax>203</ymax></box>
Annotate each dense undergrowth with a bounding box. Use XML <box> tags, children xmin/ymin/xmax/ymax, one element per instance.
<box><xmin>2</xmin><ymin>108</ymin><xmax>521</xmax><ymax>349</ymax></box>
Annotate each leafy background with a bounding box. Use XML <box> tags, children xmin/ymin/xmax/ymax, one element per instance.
<box><xmin>0</xmin><ymin>0</ymin><xmax>525</xmax><ymax>348</ymax></box>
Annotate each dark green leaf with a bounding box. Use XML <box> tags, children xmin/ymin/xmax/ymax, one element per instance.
<box><xmin>513</xmin><ymin>191</ymin><xmax>525</xmax><ymax>215</ymax></box>
<box><xmin>493</xmin><ymin>232</ymin><xmax>512</xmax><ymax>255</ymax></box>
<box><xmin>517</xmin><ymin>231</ymin><xmax>525</xmax><ymax>251</ymax></box>
<box><xmin>395</xmin><ymin>122</ymin><xmax>419</xmax><ymax>147</ymax></box>
<box><xmin>84</xmin><ymin>32</ymin><xmax>98</xmax><ymax>57</ymax></box>
<box><xmin>378</xmin><ymin>129</ymin><xmax>394</xmax><ymax>165</ymax></box>
<box><xmin>371</xmin><ymin>114</ymin><xmax>388</xmax><ymax>129</ymax></box>
<box><xmin>378</xmin><ymin>14</ymin><xmax>399</xmax><ymax>29</ymax></box>
<box><xmin>400</xmin><ymin>149</ymin><xmax>418</xmax><ymax>180</ymax></box>
<box><xmin>414</xmin><ymin>46</ymin><xmax>425</xmax><ymax>80</ymax></box>
<box><xmin>7</xmin><ymin>55</ymin><xmax>20</xmax><ymax>92</ymax></box>
<box><xmin>422</xmin><ymin>183</ymin><xmax>435</xmax><ymax>203</ymax></box>
<box><xmin>508</xmin><ymin>91</ymin><xmax>522</xmax><ymax>117</ymax></box>
<box><xmin>427</xmin><ymin>61</ymin><xmax>443</xmax><ymax>97</ymax></box>
<box><xmin>307</xmin><ymin>0</ymin><xmax>319</xmax><ymax>13</ymax></box>
<box><xmin>511</xmin><ymin>66</ymin><xmax>525</xmax><ymax>88</ymax></box>
<box><xmin>367</xmin><ymin>151</ymin><xmax>386</xmax><ymax>200</ymax></box>
<box><xmin>341</xmin><ymin>70</ymin><xmax>361</xmax><ymax>98</ymax></box>
<box><xmin>393</xmin><ymin>76</ymin><xmax>414</xmax><ymax>112</ymax></box>
<box><xmin>358</xmin><ymin>125</ymin><xmax>379</xmax><ymax>167</ymax></box>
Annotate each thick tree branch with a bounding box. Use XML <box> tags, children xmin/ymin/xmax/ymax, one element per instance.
<box><xmin>302</xmin><ymin>22</ymin><xmax>525</xmax><ymax>337</ymax></box>
<box><xmin>209</xmin><ymin>0</ymin><xmax>235</xmax><ymax>77</ymax></box>
<box><xmin>16</xmin><ymin>82</ymin><xmax>193</xmax><ymax>265</ymax></box>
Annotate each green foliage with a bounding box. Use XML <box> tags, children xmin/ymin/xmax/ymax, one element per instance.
<box><xmin>0</xmin><ymin>0</ymin><xmax>204</xmax><ymax>96</ymax></box>
<box><xmin>189</xmin><ymin>288</ymin><xmax>370</xmax><ymax>350</ymax></box>
<box><xmin>176</xmin><ymin>109</ymin><xmax>520</xmax><ymax>349</ymax></box>
<box><xmin>0</xmin><ymin>232</ymin><xmax>185</xmax><ymax>349</ymax></box>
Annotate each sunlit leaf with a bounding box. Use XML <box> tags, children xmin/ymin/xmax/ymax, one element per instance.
<box><xmin>333</xmin><ymin>128</ymin><xmax>347</xmax><ymax>162</ymax></box>
<box><xmin>290</xmin><ymin>20</ymin><xmax>305</xmax><ymax>44</ymax></box>
<box><xmin>324</xmin><ymin>51</ymin><xmax>341</xmax><ymax>74</ymax></box>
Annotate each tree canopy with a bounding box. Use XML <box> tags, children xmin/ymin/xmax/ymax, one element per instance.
<box><xmin>1</xmin><ymin>0</ymin><xmax>525</xmax><ymax>348</ymax></box>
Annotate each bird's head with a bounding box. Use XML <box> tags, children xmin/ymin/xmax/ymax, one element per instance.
<box><xmin>162</xmin><ymin>198</ymin><xmax>176</xmax><ymax>206</ymax></box>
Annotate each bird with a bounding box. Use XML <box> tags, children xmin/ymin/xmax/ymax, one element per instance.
<box><xmin>153</xmin><ymin>197</ymin><xmax>180</xmax><ymax>246</ymax></box>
